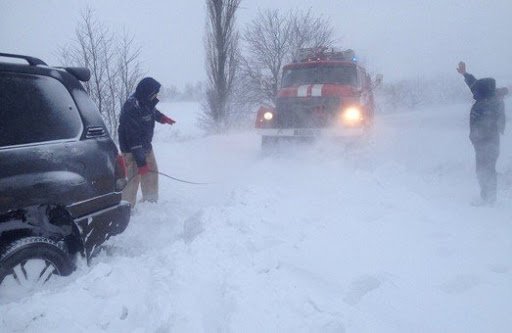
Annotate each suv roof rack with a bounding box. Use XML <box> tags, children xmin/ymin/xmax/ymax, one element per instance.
<box><xmin>0</xmin><ymin>52</ymin><xmax>47</xmax><ymax>66</ymax></box>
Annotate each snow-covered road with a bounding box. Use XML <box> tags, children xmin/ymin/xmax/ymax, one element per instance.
<box><xmin>2</xmin><ymin>101</ymin><xmax>512</xmax><ymax>332</ymax></box>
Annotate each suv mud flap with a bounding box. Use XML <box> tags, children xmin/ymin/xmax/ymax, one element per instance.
<box><xmin>73</xmin><ymin>201</ymin><xmax>130</xmax><ymax>259</ymax></box>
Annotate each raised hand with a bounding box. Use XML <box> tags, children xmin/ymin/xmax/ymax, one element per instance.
<box><xmin>456</xmin><ymin>61</ymin><xmax>466</xmax><ymax>75</ymax></box>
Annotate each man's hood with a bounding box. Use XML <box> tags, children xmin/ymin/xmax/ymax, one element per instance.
<box><xmin>134</xmin><ymin>77</ymin><xmax>161</xmax><ymax>101</ymax></box>
<box><xmin>471</xmin><ymin>78</ymin><xmax>496</xmax><ymax>100</ymax></box>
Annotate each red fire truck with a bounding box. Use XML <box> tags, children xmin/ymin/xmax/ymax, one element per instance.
<box><xmin>255</xmin><ymin>48</ymin><xmax>380</xmax><ymax>148</ymax></box>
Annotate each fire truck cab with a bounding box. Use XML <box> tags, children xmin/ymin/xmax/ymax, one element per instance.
<box><xmin>255</xmin><ymin>48</ymin><xmax>379</xmax><ymax>147</ymax></box>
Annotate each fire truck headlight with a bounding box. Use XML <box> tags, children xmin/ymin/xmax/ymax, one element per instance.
<box><xmin>263</xmin><ymin>111</ymin><xmax>274</xmax><ymax>121</ymax></box>
<box><xmin>342</xmin><ymin>106</ymin><xmax>363</xmax><ymax>124</ymax></box>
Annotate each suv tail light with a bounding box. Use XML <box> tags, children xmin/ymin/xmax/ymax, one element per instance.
<box><xmin>115</xmin><ymin>155</ymin><xmax>127</xmax><ymax>191</ymax></box>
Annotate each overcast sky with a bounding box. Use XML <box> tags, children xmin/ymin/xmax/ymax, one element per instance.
<box><xmin>1</xmin><ymin>0</ymin><xmax>511</xmax><ymax>89</ymax></box>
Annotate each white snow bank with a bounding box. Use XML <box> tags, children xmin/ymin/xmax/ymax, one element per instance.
<box><xmin>1</xmin><ymin>101</ymin><xmax>511</xmax><ymax>332</ymax></box>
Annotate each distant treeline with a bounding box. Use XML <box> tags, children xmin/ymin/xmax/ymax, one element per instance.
<box><xmin>160</xmin><ymin>74</ymin><xmax>511</xmax><ymax>115</ymax></box>
<box><xmin>376</xmin><ymin>74</ymin><xmax>511</xmax><ymax>112</ymax></box>
<box><xmin>159</xmin><ymin>82</ymin><xmax>205</xmax><ymax>102</ymax></box>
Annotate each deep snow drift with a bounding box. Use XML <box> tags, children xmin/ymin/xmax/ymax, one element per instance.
<box><xmin>1</xmin><ymin>101</ymin><xmax>512</xmax><ymax>332</ymax></box>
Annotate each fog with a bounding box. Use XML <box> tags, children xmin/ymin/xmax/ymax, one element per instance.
<box><xmin>1</xmin><ymin>0</ymin><xmax>511</xmax><ymax>88</ymax></box>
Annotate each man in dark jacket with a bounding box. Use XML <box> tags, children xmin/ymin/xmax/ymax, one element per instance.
<box><xmin>457</xmin><ymin>61</ymin><xmax>506</xmax><ymax>206</ymax></box>
<box><xmin>118</xmin><ymin>77</ymin><xmax>175</xmax><ymax>208</ymax></box>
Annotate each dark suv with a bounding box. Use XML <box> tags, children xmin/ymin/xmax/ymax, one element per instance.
<box><xmin>0</xmin><ymin>53</ymin><xmax>130</xmax><ymax>296</ymax></box>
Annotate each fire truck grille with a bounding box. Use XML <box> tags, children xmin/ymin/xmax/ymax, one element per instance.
<box><xmin>276</xmin><ymin>96</ymin><xmax>341</xmax><ymax>128</ymax></box>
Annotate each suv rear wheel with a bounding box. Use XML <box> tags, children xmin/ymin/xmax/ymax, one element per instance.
<box><xmin>0</xmin><ymin>237</ymin><xmax>74</xmax><ymax>298</ymax></box>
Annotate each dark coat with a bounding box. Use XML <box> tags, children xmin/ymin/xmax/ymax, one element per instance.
<box><xmin>463</xmin><ymin>73</ymin><xmax>505</xmax><ymax>144</ymax></box>
<box><xmin>118</xmin><ymin>77</ymin><xmax>165</xmax><ymax>167</ymax></box>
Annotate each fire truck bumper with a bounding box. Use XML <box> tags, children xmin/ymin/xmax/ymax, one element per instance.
<box><xmin>257</xmin><ymin>127</ymin><xmax>365</xmax><ymax>137</ymax></box>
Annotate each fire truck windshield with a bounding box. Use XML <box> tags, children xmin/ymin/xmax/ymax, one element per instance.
<box><xmin>281</xmin><ymin>65</ymin><xmax>357</xmax><ymax>87</ymax></box>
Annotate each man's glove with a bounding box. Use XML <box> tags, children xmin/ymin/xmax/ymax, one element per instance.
<box><xmin>138</xmin><ymin>164</ymin><xmax>150</xmax><ymax>176</ymax></box>
<box><xmin>161</xmin><ymin>115</ymin><xmax>176</xmax><ymax>125</ymax></box>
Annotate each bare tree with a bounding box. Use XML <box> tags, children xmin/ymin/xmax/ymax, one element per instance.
<box><xmin>117</xmin><ymin>30</ymin><xmax>142</xmax><ymax>109</ymax></box>
<box><xmin>202</xmin><ymin>0</ymin><xmax>241</xmax><ymax>132</ymax></box>
<box><xmin>288</xmin><ymin>9</ymin><xmax>334</xmax><ymax>60</ymax></box>
<box><xmin>241</xmin><ymin>8</ymin><xmax>335</xmax><ymax>106</ymax></box>
<box><xmin>101</xmin><ymin>33</ymin><xmax>118</xmax><ymax>134</ymax></box>
<box><xmin>59</xmin><ymin>7</ymin><xmax>142</xmax><ymax>141</ymax></box>
<box><xmin>241</xmin><ymin>9</ymin><xmax>292</xmax><ymax>105</ymax></box>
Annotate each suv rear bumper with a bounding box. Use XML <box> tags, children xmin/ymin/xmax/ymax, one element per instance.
<box><xmin>73</xmin><ymin>201</ymin><xmax>131</xmax><ymax>258</ymax></box>
<box><xmin>257</xmin><ymin>127</ymin><xmax>365</xmax><ymax>137</ymax></box>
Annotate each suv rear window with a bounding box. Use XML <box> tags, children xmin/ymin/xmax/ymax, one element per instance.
<box><xmin>0</xmin><ymin>73</ymin><xmax>82</xmax><ymax>147</ymax></box>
